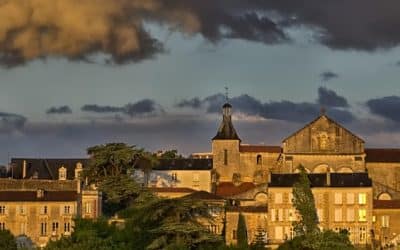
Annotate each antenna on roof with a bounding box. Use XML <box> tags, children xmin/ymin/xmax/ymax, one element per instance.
<box><xmin>224</xmin><ymin>86</ymin><xmax>229</xmax><ymax>102</ymax></box>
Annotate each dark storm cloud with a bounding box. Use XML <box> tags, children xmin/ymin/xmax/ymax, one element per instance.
<box><xmin>81</xmin><ymin>99</ymin><xmax>164</xmax><ymax>117</ymax></box>
<box><xmin>46</xmin><ymin>106</ymin><xmax>72</xmax><ymax>114</ymax></box>
<box><xmin>176</xmin><ymin>97</ymin><xmax>202</xmax><ymax>109</ymax></box>
<box><xmin>177</xmin><ymin>89</ymin><xmax>354</xmax><ymax>123</ymax></box>
<box><xmin>0</xmin><ymin>112</ymin><xmax>27</xmax><ymax>129</ymax></box>
<box><xmin>320</xmin><ymin>71</ymin><xmax>339</xmax><ymax>82</ymax></box>
<box><xmin>366</xmin><ymin>96</ymin><xmax>400</xmax><ymax>122</ymax></box>
<box><xmin>317</xmin><ymin>87</ymin><xmax>349</xmax><ymax>108</ymax></box>
<box><xmin>81</xmin><ymin>104</ymin><xmax>124</xmax><ymax>113</ymax></box>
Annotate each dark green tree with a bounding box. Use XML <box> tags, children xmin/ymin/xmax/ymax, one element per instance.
<box><xmin>291</xmin><ymin>165</ymin><xmax>319</xmax><ymax>236</ymax></box>
<box><xmin>250</xmin><ymin>225</ymin><xmax>266</xmax><ymax>250</ymax></box>
<box><xmin>84</xmin><ymin>143</ymin><xmax>158</xmax><ymax>215</ymax></box>
<box><xmin>0</xmin><ymin>229</ymin><xmax>17</xmax><ymax>250</ymax></box>
<box><xmin>236</xmin><ymin>213</ymin><xmax>248</xmax><ymax>248</ymax></box>
<box><xmin>159</xmin><ymin>149</ymin><xmax>182</xmax><ymax>159</ymax></box>
<box><xmin>278</xmin><ymin>165</ymin><xmax>355</xmax><ymax>250</ymax></box>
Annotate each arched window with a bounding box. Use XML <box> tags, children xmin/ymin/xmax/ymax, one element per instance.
<box><xmin>378</xmin><ymin>192</ymin><xmax>392</xmax><ymax>200</ymax></box>
<box><xmin>256</xmin><ymin>155</ymin><xmax>262</xmax><ymax>165</ymax></box>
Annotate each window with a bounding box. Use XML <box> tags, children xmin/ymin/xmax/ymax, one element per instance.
<box><xmin>171</xmin><ymin>173</ymin><xmax>178</xmax><ymax>181</ymax></box>
<box><xmin>317</xmin><ymin>209</ymin><xmax>324</xmax><ymax>222</ymax></box>
<box><xmin>64</xmin><ymin>206</ymin><xmax>71</xmax><ymax>214</ymax></box>
<box><xmin>270</xmin><ymin>209</ymin><xmax>276</xmax><ymax>222</ymax></box>
<box><xmin>346</xmin><ymin>193</ymin><xmax>354</xmax><ymax>204</ymax></box>
<box><xmin>41</xmin><ymin>222</ymin><xmax>47</xmax><ymax>236</ymax></box>
<box><xmin>232</xmin><ymin>230</ymin><xmax>237</xmax><ymax>240</ymax></box>
<box><xmin>382</xmin><ymin>215</ymin><xmax>389</xmax><ymax>228</ymax></box>
<box><xmin>41</xmin><ymin>206</ymin><xmax>48</xmax><ymax>215</ymax></box>
<box><xmin>358</xmin><ymin>193</ymin><xmax>367</xmax><ymax>205</ymax></box>
<box><xmin>275</xmin><ymin>226</ymin><xmax>283</xmax><ymax>240</ymax></box>
<box><xmin>0</xmin><ymin>222</ymin><xmax>5</xmax><ymax>230</ymax></box>
<box><xmin>193</xmin><ymin>173</ymin><xmax>199</xmax><ymax>182</ymax></box>
<box><xmin>288</xmin><ymin>193</ymin><xmax>293</xmax><ymax>204</ymax></box>
<box><xmin>346</xmin><ymin>208</ymin><xmax>355</xmax><ymax>222</ymax></box>
<box><xmin>334</xmin><ymin>193</ymin><xmax>342</xmax><ymax>204</ymax></box>
<box><xmin>224</xmin><ymin>149</ymin><xmax>228</xmax><ymax>165</ymax></box>
<box><xmin>0</xmin><ymin>206</ymin><xmax>6</xmax><ymax>215</ymax></box>
<box><xmin>52</xmin><ymin>222</ymin><xmax>59</xmax><ymax>233</ymax></box>
<box><xmin>359</xmin><ymin>227</ymin><xmax>367</xmax><ymax>243</ymax></box>
<box><xmin>19</xmin><ymin>205</ymin><xmax>25</xmax><ymax>215</ymax></box>
<box><xmin>64</xmin><ymin>222</ymin><xmax>70</xmax><ymax>232</ymax></box>
<box><xmin>275</xmin><ymin>193</ymin><xmax>283</xmax><ymax>204</ymax></box>
<box><xmin>20</xmin><ymin>222</ymin><xmax>26</xmax><ymax>235</ymax></box>
<box><xmin>85</xmin><ymin>202</ymin><xmax>91</xmax><ymax>214</ymax></box>
<box><xmin>278</xmin><ymin>209</ymin><xmax>283</xmax><ymax>222</ymax></box>
<box><xmin>358</xmin><ymin>209</ymin><xmax>367</xmax><ymax>222</ymax></box>
<box><xmin>256</xmin><ymin>155</ymin><xmax>262</xmax><ymax>165</ymax></box>
<box><xmin>334</xmin><ymin>208</ymin><xmax>342</xmax><ymax>222</ymax></box>
<box><xmin>288</xmin><ymin>209</ymin><xmax>295</xmax><ymax>222</ymax></box>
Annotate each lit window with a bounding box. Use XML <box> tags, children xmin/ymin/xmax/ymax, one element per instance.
<box><xmin>358</xmin><ymin>193</ymin><xmax>367</xmax><ymax>205</ymax></box>
<box><xmin>275</xmin><ymin>193</ymin><xmax>283</xmax><ymax>204</ymax></box>
<box><xmin>382</xmin><ymin>215</ymin><xmax>389</xmax><ymax>228</ymax></box>
<box><xmin>346</xmin><ymin>193</ymin><xmax>354</xmax><ymax>204</ymax></box>
<box><xmin>334</xmin><ymin>193</ymin><xmax>342</xmax><ymax>204</ymax></box>
<box><xmin>278</xmin><ymin>209</ymin><xmax>283</xmax><ymax>222</ymax></box>
<box><xmin>358</xmin><ymin>209</ymin><xmax>367</xmax><ymax>222</ymax></box>
<box><xmin>270</xmin><ymin>209</ymin><xmax>276</xmax><ymax>222</ymax></box>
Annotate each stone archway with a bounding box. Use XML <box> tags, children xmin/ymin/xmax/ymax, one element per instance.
<box><xmin>294</xmin><ymin>167</ymin><xmax>311</xmax><ymax>173</ymax></box>
<box><xmin>313</xmin><ymin>164</ymin><xmax>334</xmax><ymax>173</ymax></box>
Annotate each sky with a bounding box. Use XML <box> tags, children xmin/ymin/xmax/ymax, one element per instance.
<box><xmin>1</xmin><ymin>0</ymin><xmax>400</xmax><ymax>164</ymax></box>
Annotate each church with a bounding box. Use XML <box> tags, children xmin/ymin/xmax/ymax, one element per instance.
<box><xmin>200</xmin><ymin>100</ymin><xmax>400</xmax><ymax>248</ymax></box>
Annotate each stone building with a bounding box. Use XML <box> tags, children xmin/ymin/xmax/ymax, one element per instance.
<box><xmin>204</xmin><ymin>101</ymin><xmax>400</xmax><ymax>247</ymax></box>
<box><xmin>2</xmin><ymin>159</ymin><xmax>101</xmax><ymax>247</ymax></box>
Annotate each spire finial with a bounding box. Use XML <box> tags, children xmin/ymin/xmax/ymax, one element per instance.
<box><xmin>225</xmin><ymin>86</ymin><xmax>229</xmax><ymax>103</ymax></box>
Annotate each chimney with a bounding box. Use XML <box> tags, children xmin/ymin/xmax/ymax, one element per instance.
<box><xmin>22</xmin><ymin>160</ymin><xmax>27</xmax><ymax>179</ymax></box>
<box><xmin>326</xmin><ymin>168</ymin><xmax>331</xmax><ymax>186</ymax></box>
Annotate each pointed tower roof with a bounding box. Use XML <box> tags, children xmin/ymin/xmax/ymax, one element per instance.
<box><xmin>212</xmin><ymin>102</ymin><xmax>240</xmax><ymax>141</ymax></box>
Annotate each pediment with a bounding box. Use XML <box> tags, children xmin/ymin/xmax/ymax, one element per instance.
<box><xmin>283</xmin><ymin>115</ymin><xmax>364</xmax><ymax>154</ymax></box>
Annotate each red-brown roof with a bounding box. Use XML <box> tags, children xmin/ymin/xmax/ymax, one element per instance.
<box><xmin>226</xmin><ymin>206</ymin><xmax>268</xmax><ymax>213</ymax></box>
<box><xmin>239</xmin><ymin>145</ymin><xmax>282</xmax><ymax>153</ymax></box>
<box><xmin>215</xmin><ymin>182</ymin><xmax>256</xmax><ymax>197</ymax></box>
<box><xmin>0</xmin><ymin>191</ymin><xmax>77</xmax><ymax>202</ymax></box>
<box><xmin>150</xmin><ymin>187</ymin><xmax>195</xmax><ymax>193</ymax></box>
<box><xmin>366</xmin><ymin>148</ymin><xmax>400</xmax><ymax>163</ymax></box>
<box><xmin>184</xmin><ymin>191</ymin><xmax>224</xmax><ymax>200</ymax></box>
<box><xmin>373</xmin><ymin>200</ymin><xmax>400</xmax><ymax>209</ymax></box>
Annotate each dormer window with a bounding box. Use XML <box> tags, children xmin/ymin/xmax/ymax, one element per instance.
<box><xmin>37</xmin><ymin>189</ymin><xmax>44</xmax><ymax>199</ymax></box>
<box><xmin>59</xmin><ymin>166</ymin><xmax>67</xmax><ymax>180</ymax></box>
<box><xmin>75</xmin><ymin>162</ymin><xmax>83</xmax><ymax>179</ymax></box>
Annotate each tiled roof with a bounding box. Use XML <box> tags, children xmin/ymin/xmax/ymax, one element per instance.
<box><xmin>269</xmin><ymin>173</ymin><xmax>372</xmax><ymax>187</ymax></box>
<box><xmin>149</xmin><ymin>187</ymin><xmax>196</xmax><ymax>193</ymax></box>
<box><xmin>10</xmin><ymin>158</ymin><xmax>89</xmax><ymax>180</ymax></box>
<box><xmin>239</xmin><ymin>145</ymin><xmax>282</xmax><ymax>153</ymax></box>
<box><xmin>373</xmin><ymin>200</ymin><xmax>400</xmax><ymax>209</ymax></box>
<box><xmin>0</xmin><ymin>191</ymin><xmax>78</xmax><ymax>202</ymax></box>
<box><xmin>215</xmin><ymin>182</ymin><xmax>256</xmax><ymax>197</ymax></box>
<box><xmin>152</xmin><ymin>159</ymin><xmax>213</xmax><ymax>171</ymax></box>
<box><xmin>365</xmin><ymin>148</ymin><xmax>400</xmax><ymax>163</ymax></box>
<box><xmin>184</xmin><ymin>191</ymin><xmax>224</xmax><ymax>200</ymax></box>
<box><xmin>226</xmin><ymin>206</ymin><xmax>268</xmax><ymax>213</ymax></box>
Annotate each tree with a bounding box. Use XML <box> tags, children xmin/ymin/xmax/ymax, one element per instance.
<box><xmin>251</xmin><ymin>225</ymin><xmax>266</xmax><ymax>250</ymax></box>
<box><xmin>278</xmin><ymin>165</ymin><xmax>355</xmax><ymax>250</ymax></box>
<box><xmin>159</xmin><ymin>149</ymin><xmax>182</xmax><ymax>159</ymax></box>
<box><xmin>0</xmin><ymin>229</ymin><xmax>17</xmax><ymax>250</ymax></box>
<box><xmin>121</xmin><ymin>195</ymin><xmax>223</xmax><ymax>250</ymax></box>
<box><xmin>291</xmin><ymin>165</ymin><xmax>319</xmax><ymax>236</ymax></box>
<box><xmin>84</xmin><ymin>143</ymin><xmax>153</xmax><ymax>215</ymax></box>
<box><xmin>136</xmin><ymin>151</ymin><xmax>159</xmax><ymax>186</ymax></box>
<box><xmin>237</xmin><ymin>213</ymin><xmax>248</xmax><ymax>248</ymax></box>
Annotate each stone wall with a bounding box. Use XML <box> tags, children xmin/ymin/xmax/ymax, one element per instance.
<box><xmin>212</xmin><ymin>140</ymin><xmax>240</xmax><ymax>182</ymax></box>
